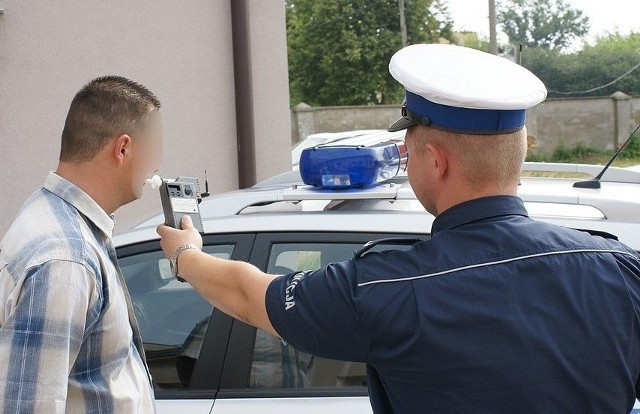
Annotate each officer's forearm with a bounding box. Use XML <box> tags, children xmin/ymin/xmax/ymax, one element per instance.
<box><xmin>177</xmin><ymin>249</ymin><xmax>279</xmax><ymax>336</ymax></box>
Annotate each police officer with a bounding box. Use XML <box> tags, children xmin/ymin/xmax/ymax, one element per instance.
<box><xmin>157</xmin><ymin>44</ymin><xmax>640</xmax><ymax>413</ymax></box>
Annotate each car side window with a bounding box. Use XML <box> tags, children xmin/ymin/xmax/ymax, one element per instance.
<box><xmin>119</xmin><ymin>244</ymin><xmax>233</xmax><ymax>390</ymax></box>
<box><xmin>249</xmin><ymin>241</ymin><xmax>412</xmax><ymax>390</ymax></box>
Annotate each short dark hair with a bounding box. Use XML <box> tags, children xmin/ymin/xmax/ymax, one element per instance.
<box><xmin>59</xmin><ymin>75</ymin><xmax>161</xmax><ymax>163</ymax></box>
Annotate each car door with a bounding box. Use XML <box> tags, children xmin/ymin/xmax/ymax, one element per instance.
<box><xmin>117</xmin><ymin>233</ymin><xmax>254</xmax><ymax>414</ymax></box>
<box><xmin>211</xmin><ymin>232</ymin><xmax>425</xmax><ymax>414</ymax></box>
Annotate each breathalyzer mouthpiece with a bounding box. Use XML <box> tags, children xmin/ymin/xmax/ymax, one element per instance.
<box><xmin>145</xmin><ymin>175</ymin><xmax>163</xmax><ymax>190</ymax></box>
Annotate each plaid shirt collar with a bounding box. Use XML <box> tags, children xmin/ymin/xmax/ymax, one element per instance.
<box><xmin>43</xmin><ymin>171</ymin><xmax>115</xmax><ymax>238</ymax></box>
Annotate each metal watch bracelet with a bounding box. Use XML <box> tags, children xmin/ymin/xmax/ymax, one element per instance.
<box><xmin>171</xmin><ymin>243</ymin><xmax>199</xmax><ymax>282</ymax></box>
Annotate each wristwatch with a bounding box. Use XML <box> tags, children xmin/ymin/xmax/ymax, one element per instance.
<box><xmin>170</xmin><ymin>243</ymin><xmax>199</xmax><ymax>282</ymax></box>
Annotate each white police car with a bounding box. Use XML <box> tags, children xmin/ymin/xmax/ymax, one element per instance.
<box><xmin>115</xmin><ymin>136</ymin><xmax>640</xmax><ymax>414</ymax></box>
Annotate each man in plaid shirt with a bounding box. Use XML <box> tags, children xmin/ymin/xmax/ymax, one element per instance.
<box><xmin>0</xmin><ymin>76</ymin><xmax>163</xmax><ymax>413</ymax></box>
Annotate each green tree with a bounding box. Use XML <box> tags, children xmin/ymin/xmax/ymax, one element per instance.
<box><xmin>520</xmin><ymin>32</ymin><xmax>640</xmax><ymax>97</ymax></box>
<box><xmin>287</xmin><ymin>0</ymin><xmax>454</xmax><ymax>106</ymax></box>
<box><xmin>497</xmin><ymin>0</ymin><xmax>589</xmax><ymax>50</ymax></box>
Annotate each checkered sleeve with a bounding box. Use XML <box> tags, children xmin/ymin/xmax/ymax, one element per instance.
<box><xmin>0</xmin><ymin>260</ymin><xmax>100</xmax><ymax>413</ymax></box>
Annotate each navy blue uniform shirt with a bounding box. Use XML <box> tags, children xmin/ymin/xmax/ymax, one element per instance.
<box><xmin>266</xmin><ymin>195</ymin><xmax>640</xmax><ymax>413</ymax></box>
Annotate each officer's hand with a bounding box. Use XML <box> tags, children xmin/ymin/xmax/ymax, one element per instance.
<box><xmin>156</xmin><ymin>216</ymin><xmax>203</xmax><ymax>259</ymax></box>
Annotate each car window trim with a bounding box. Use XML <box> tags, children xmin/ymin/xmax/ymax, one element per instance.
<box><xmin>116</xmin><ymin>233</ymin><xmax>256</xmax><ymax>398</ymax></box>
<box><xmin>215</xmin><ymin>387</ymin><xmax>369</xmax><ymax>399</ymax></box>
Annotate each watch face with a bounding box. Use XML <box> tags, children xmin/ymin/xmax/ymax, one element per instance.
<box><xmin>170</xmin><ymin>260</ymin><xmax>177</xmax><ymax>276</ymax></box>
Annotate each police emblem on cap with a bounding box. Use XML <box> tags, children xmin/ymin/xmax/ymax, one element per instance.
<box><xmin>387</xmin><ymin>44</ymin><xmax>547</xmax><ymax>135</ymax></box>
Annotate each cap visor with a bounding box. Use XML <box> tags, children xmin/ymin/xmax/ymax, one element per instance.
<box><xmin>387</xmin><ymin>116</ymin><xmax>417</xmax><ymax>132</ymax></box>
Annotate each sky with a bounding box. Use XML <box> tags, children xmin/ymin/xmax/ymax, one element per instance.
<box><xmin>446</xmin><ymin>0</ymin><xmax>639</xmax><ymax>45</ymax></box>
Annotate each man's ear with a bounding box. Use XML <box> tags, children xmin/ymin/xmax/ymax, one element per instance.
<box><xmin>113</xmin><ymin>134</ymin><xmax>132</xmax><ymax>166</ymax></box>
<box><xmin>426</xmin><ymin>141</ymin><xmax>448</xmax><ymax>180</ymax></box>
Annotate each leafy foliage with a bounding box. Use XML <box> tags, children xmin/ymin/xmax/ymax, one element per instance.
<box><xmin>497</xmin><ymin>0</ymin><xmax>589</xmax><ymax>50</ymax></box>
<box><xmin>286</xmin><ymin>0</ymin><xmax>454</xmax><ymax>106</ymax></box>
<box><xmin>520</xmin><ymin>33</ymin><xmax>640</xmax><ymax>97</ymax></box>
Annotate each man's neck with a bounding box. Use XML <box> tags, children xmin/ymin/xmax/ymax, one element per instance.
<box><xmin>55</xmin><ymin>161</ymin><xmax>120</xmax><ymax>215</ymax></box>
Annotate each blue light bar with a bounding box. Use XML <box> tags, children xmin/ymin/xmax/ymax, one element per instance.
<box><xmin>299</xmin><ymin>140</ymin><xmax>408</xmax><ymax>189</ymax></box>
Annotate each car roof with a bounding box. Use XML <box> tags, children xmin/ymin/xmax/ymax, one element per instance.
<box><xmin>114</xmin><ymin>161</ymin><xmax>640</xmax><ymax>251</ymax></box>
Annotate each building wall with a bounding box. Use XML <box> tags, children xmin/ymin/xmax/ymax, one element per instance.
<box><xmin>291</xmin><ymin>95</ymin><xmax>640</xmax><ymax>154</ymax></box>
<box><xmin>631</xmin><ymin>97</ymin><xmax>640</xmax><ymax>125</ymax></box>
<box><xmin>0</xmin><ymin>0</ymin><xmax>291</xmax><ymax>235</ymax></box>
<box><xmin>534</xmin><ymin>98</ymin><xmax>616</xmax><ymax>152</ymax></box>
<box><xmin>244</xmin><ymin>1</ymin><xmax>292</xmax><ymax>185</ymax></box>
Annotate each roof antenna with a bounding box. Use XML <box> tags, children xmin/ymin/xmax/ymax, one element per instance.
<box><xmin>201</xmin><ymin>170</ymin><xmax>211</xmax><ymax>198</ymax></box>
<box><xmin>573</xmin><ymin>123</ymin><xmax>640</xmax><ymax>189</ymax></box>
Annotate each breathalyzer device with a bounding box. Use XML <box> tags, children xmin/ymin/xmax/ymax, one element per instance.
<box><xmin>147</xmin><ymin>175</ymin><xmax>204</xmax><ymax>232</ymax></box>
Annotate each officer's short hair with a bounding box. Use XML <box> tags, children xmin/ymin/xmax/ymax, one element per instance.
<box><xmin>60</xmin><ymin>76</ymin><xmax>161</xmax><ymax>163</ymax></box>
<box><xmin>413</xmin><ymin>125</ymin><xmax>527</xmax><ymax>187</ymax></box>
